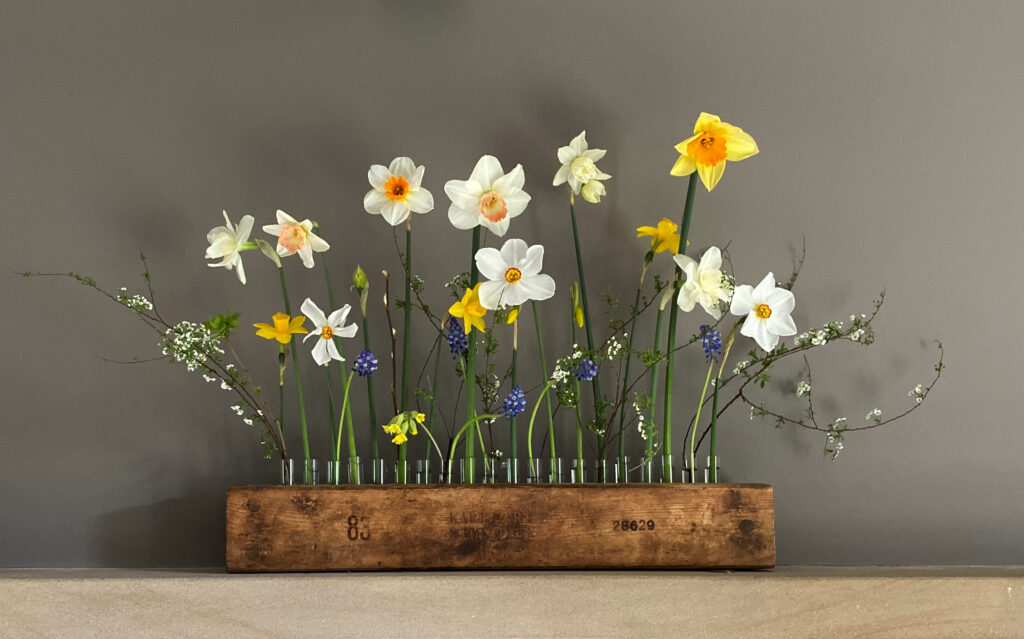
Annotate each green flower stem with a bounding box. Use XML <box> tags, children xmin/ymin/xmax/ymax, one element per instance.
<box><xmin>647</xmin><ymin>305</ymin><xmax>665</xmax><ymax>482</ymax></box>
<box><xmin>397</xmin><ymin>223</ymin><xmax>414</xmax><ymax>484</ymax></box>
<box><xmin>360</xmin><ymin>313</ymin><xmax>381</xmax><ymax>475</ymax></box>
<box><xmin>575</xmin><ymin>380</ymin><xmax>585</xmax><ymax>483</ymax></box>
<box><xmin>709</xmin><ymin>378</ymin><xmax>720</xmax><ymax>483</ymax></box>
<box><xmin>616</xmin><ymin>285</ymin><xmax>643</xmax><ymax>481</ymax></box>
<box><xmin>526</xmin><ymin>380</ymin><xmax>558</xmax><ymax>481</ymax></box>
<box><xmin>509</xmin><ymin>319</ymin><xmax>518</xmax><ymax>469</ymax></box>
<box><xmin>325</xmin><ymin>367</ymin><xmax>338</xmax><ymax>454</ymax></box>
<box><xmin>335</xmin><ymin>371</ymin><xmax>356</xmax><ymax>463</ymax></box>
<box><xmin>427</xmin><ymin>326</ymin><xmax>443</xmax><ymax>464</ymax></box>
<box><xmin>661</xmin><ymin>173</ymin><xmax>698</xmax><ymax>482</ymax></box>
<box><xmin>447</xmin><ymin>414</ymin><xmax>499</xmax><ymax>484</ymax></box>
<box><xmin>277</xmin><ymin>266</ymin><xmax>310</xmax><ymax>464</ymax></box>
<box><xmin>690</xmin><ymin>361</ymin><xmax>715</xmax><ymax>480</ymax></box>
<box><xmin>320</xmin><ymin>243</ymin><xmax>356</xmax><ymax>472</ymax></box>
<box><xmin>568</xmin><ymin>190</ymin><xmax>605</xmax><ymax>468</ymax></box>
<box><xmin>464</xmin><ymin>227</ymin><xmax>481</xmax><ymax>483</ymax></box>
<box><xmin>530</xmin><ymin>301</ymin><xmax>556</xmax><ymax>465</ymax></box>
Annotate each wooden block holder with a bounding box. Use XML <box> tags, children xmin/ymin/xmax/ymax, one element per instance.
<box><xmin>226</xmin><ymin>483</ymin><xmax>774</xmax><ymax>572</ymax></box>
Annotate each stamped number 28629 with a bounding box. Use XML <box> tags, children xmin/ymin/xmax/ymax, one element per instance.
<box><xmin>612</xmin><ymin>519</ymin><xmax>655</xmax><ymax>532</ymax></box>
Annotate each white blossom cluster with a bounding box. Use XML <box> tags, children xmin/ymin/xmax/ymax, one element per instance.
<box><xmin>161</xmin><ymin>321</ymin><xmax>224</xmax><ymax>372</ymax></box>
<box><xmin>117</xmin><ymin>287</ymin><xmax>153</xmax><ymax>312</ymax></box>
<box><xmin>633</xmin><ymin>400</ymin><xmax>654</xmax><ymax>441</ymax></box>
<box><xmin>825</xmin><ymin>429</ymin><xmax>845</xmax><ymax>459</ymax></box>
<box><xmin>605</xmin><ymin>335</ymin><xmax>625</xmax><ymax>359</ymax></box>
<box><xmin>796</xmin><ymin>380</ymin><xmax>811</xmax><ymax>397</ymax></box>
<box><xmin>733</xmin><ymin>360</ymin><xmax>750</xmax><ymax>376</ymax></box>
<box><xmin>908</xmin><ymin>384</ymin><xmax>924</xmax><ymax>403</ymax></box>
<box><xmin>794</xmin><ymin>320</ymin><xmax>843</xmax><ymax>347</ymax></box>
<box><xmin>865</xmin><ymin>408</ymin><xmax>883</xmax><ymax>423</ymax></box>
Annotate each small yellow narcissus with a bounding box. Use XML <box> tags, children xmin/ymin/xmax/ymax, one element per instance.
<box><xmin>253</xmin><ymin>313</ymin><xmax>307</xmax><ymax>344</ymax></box>
<box><xmin>448</xmin><ymin>283</ymin><xmax>487</xmax><ymax>334</ymax></box>
<box><xmin>636</xmin><ymin>218</ymin><xmax>682</xmax><ymax>255</ymax></box>
<box><xmin>670</xmin><ymin>113</ymin><xmax>758</xmax><ymax>192</ymax></box>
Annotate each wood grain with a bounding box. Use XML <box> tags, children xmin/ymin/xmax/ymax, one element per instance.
<box><xmin>226</xmin><ymin>484</ymin><xmax>774</xmax><ymax>572</ymax></box>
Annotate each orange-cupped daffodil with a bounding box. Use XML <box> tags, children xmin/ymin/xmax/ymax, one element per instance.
<box><xmin>253</xmin><ymin>312</ymin><xmax>308</xmax><ymax>344</ymax></box>
<box><xmin>670</xmin><ymin>113</ymin><xmax>758</xmax><ymax>192</ymax></box>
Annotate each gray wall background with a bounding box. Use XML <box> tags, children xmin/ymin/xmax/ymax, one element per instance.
<box><xmin>3</xmin><ymin>1</ymin><xmax>1022</xmax><ymax>567</ymax></box>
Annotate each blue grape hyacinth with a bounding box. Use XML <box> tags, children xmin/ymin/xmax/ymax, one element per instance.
<box><xmin>353</xmin><ymin>349</ymin><xmax>378</xmax><ymax>377</ymax></box>
<box><xmin>500</xmin><ymin>384</ymin><xmax>526</xmax><ymax>419</ymax></box>
<box><xmin>444</xmin><ymin>316</ymin><xmax>468</xmax><ymax>359</ymax></box>
<box><xmin>574</xmin><ymin>359</ymin><xmax>598</xmax><ymax>381</ymax></box>
<box><xmin>700</xmin><ymin>325</ymin><xmax>722</xmax><ymax>362</ymax></box>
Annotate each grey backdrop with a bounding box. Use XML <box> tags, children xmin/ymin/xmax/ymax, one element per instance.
<box><xmin>3</xmin><ymin>1</ymin><xmax>1022</xmax><ymax>567</ymax></box>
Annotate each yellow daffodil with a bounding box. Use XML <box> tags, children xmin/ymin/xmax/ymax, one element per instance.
<box><xmin>506</xmin><ymin>306</ymin><xmax>520</xmax><ymax>325</ymax></box>
<box><xmin>670</xmin><ymin>112</ymin><xmax>758</xmax><ymax>192</ymax></box>
<box><xmin>253</xmin><ymin>312</ymin><xmax>307</xmax><ymax>344</ymax></box>
<box><xmin>448</xmin><ymin>283</ymin><xmax>487</xmax><ymax>334</ymax></box>
<box><xmin>636</xmin><ymin>218</ymin><xmax>682</xmax><ymax>254</ymax></box>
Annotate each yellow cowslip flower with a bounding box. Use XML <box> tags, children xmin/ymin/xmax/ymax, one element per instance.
<box><xmin>636</xmin><ymin>218</ymin><xmax>682</xmax><ymax>254</ymax></box>
<box><xmin>448</xmin><ymin>283</ymin><xmax>487</xmax><ymax>334</ymax></box>
<box><xmin>382</xmin><ymin>423</ymin><xmax>408</xmax><ymax>445</ymax></box>
<box><xmin>670</xmin><ymin>112</ymin><xmax>758</xmax><ymax>192</ymax></box>
<box><xmin>253</xmin><ymin>313</ymin><xmax>307</xmax><ymax>344</ymax></box>
<box><xmin>382</xmin><ymin>411</ymin><xmax>424</xmax><ymax>445</ymax></box>
<box><xmin>506</xmin><ymin>306</ymin><xmax>520</xmax><ymax>325</ymax></box>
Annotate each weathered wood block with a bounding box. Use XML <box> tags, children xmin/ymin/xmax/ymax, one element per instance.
<box><xmin>226</xmin><ymin>484</ymin><xmax>775</xmax><ymax>572</ymax></box>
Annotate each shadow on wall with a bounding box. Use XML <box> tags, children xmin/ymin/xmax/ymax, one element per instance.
<box><xmin>92</xmin><ymin>490</ymin><xmax>226</xmax><ymax>567</ymax></box>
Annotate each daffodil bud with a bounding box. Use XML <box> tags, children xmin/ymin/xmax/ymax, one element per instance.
<box><xmin>352</xmin><ymin>265</ymin><xmax>368</xmax><ymax>292</ymax></box>
<box><xmin>255</xmin><ymin>238</ymin><xmax>282</xmax><ymax>269</ymax></box>
<box><xmin>570</xmin><ymin>282</ymin><xmax>585</xmax><ymax>328</ymax></box>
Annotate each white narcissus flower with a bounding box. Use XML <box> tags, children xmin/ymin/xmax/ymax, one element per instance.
<box><xmin>729</xmin><ymin>272</ymin><xmax>797</xmax><ymax>352</ymax></box>
<box><xmin>262</xmin><ymin>210</ymin><xmax>329</xmax><ymax>269</ymax></box>
<box><xmin>300</xmin><ymin>298</ymin><xmax>358</xmax><ymax>367</ymax></box>
<box><xmin>674</xmin><ymin>246</ymin><xmax>732</xmax><ymax>320</ymax></box>
<box><xmin>475</xmin><ymin>238</ymin><xmax>556</xmax><ymax>309</ymax></box>
<box><xmin>363</xmin><ymin>156</ymin><xmax>434</xmax><ymax>226</ymax></box>
<box><xmin>205</xmin><ymin>211</ymin><xmax>254</xmax><ymax>284</ymax></box>
<box><xmin>444</xmin><ymin>155</ymin><xmax>531</xmax><ymax>237</ymax></box>
<box><xmin>552</xmin><ymin>131</ymin><xmax>611</xmax><ymax>203</ymax></box>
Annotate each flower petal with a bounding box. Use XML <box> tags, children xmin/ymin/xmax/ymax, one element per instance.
<box><xmin>493</xmin><ymin>164</ymin><xmax>525</xmax><ymax>194</ymax></box>
<box><xmin>368</xmin><ymin>164</ymin><xmax>390</xmax><ymax>189</ymax></box>
<box><xmin>569</xmin><ymin>131</ymin><xmax>587</xmax><ymax>155</ymax></box>
<box><xmin>477</xmin><ymin>280</ymin><xmax>506</xmax><ymax>310</ymax></box>
<box><xmin>325</xmin><ymin>338</ymin><xmax>343</xmax><ymax>363</ymax></box>
<box><xmin>307</xmin><ymin>232</ymin><xmax>329</xmax><ymax>253</ymax></box>
<box><xmin>448</xmin><ymin>204</ymin><xmax>480</xmax><ymax>230</ymax></box>
<box><xmin>336</xmin><ymin>323</ymin><xmax>358</xmax><ymax>339</ymax></box>
<box><xmin>670</xmin><ymin>154</ymin><xmax>696</xmax><ymax>177</ymax></box>
<box><xmin>444</xmin><ymin>179</ymin><xmax>483</xmax><ymax>208</ymax></box>
<box><xmin>364</xmin><ymin>189</ymin><xmax>390</xmax><ymax>214</ymax></box>
<box><xmin>503</xmin><ymin>190</ymin><xmax>531</xmax><ymax>218</ymax></box>
<box><xmin>389</xmin><ymin>156</ymin><xmax>416</xmax><ymax>179</ymax></box>
<box><xmin>766</xmin><ymin>312</ymin><xmax>797</xmax><ymax>337</ymax></box>
<box><xmin>298</xmin><ymin>243</ymin><xmax>315</xmax><ymax>268</ymax></box>
<box><xmin>469</xmin><ymin>155</ymin><xmax>503</xmax><ymax>189</ymax></box>
<box><xmin>311</xmin><ymin>339</ymin><xmax>331</xmax><ymax>366</ymax></box>
<box><xmin>730</xmin><ymin>284</ymin><xmax>755</xmax><ymax>316</ymax></box>
<box><xmin>475</xmin><ymin>247</ymin><xmax>507</xmax><ymax>281</ymax></box>
<box><xmin>499</xmin><ymin>238</ymin><xmax>529</xmax><ymax>268</ymax></box>
<box><xmin>234</xmin><ymin>257</ymin><xmax>246</xmax><ymax>285</ymax></box>
<box><xmin>519</xmin><ymin>244</ymin><xmax>545</xmax><ymax>277</ymax></box>
<box><xmin>697</xmin><ymin>160</ymin><xmax>726</xmax><ymax>192</ymax></box>
<box><xmin>750</xmin><ymin>273</ymin><xmax>777</xmax><ymax>300</ymax></box>
<box><xmin>552</xmin><ymin>163</ymin><xmax>570</xmax><ymax>186</ymax></box>
<box><xmin>326</xmin><ymin>304</ymin><xmax>351</xmax><ymax>329</ymax></box>
<box><xmin>406</xmin><ymin>188</ymin><xmax>434</xmax><ymax>214</ymax></box>
<box><xmin>676</xmin><ymin>286</ymin><xmax>697</xmax><ymax>312</ymax></box>
<box><xmin>300</xmin><ymin>298</ymin><xmax>327</xmax><ymax>328</ymax></box>
<box><xmin>276</xmin><ymin>210</ymin><xmax>299</xmax><ymax>226</ymax></box>
<box><xmin>765</xmin><ymin>288</ymin><xmax>795</xmax><ymax>315</ymax></box>
<box><xmin>699</xmin><ymin>246</ymin><xmax>723</xmax><ymax>271</ymax></box>
<box><xmin>482</xmin><ymin>216</ymin><xmax>511</xmax><ymax>237</ymax></box>
<box><xmin>582</xmin><ymin>148</ymin><xmax>606</xmax><ymax>162</ymax></box>
<box><xmin>673</xmin><ymin>253</ymin><xmax>696</xmax><ymax>273</ymax></box>
<box><xmin>235</xmin><ymin>215</ymin><xmax>254</xmax><ymax>243</ymax></box>
<box><xmin>723</xmin><ymin>124</ymin><xmax>759</xmax><ymax>162</ymax></box>
<box><xmin>556</xmin><ymin>146</ymin><xmax>576</xmax><ymax>165</ymax></box>
<box><xmin>515</xmin><ymin>273</ymin><xmax>556</xmax><ymax>303</ymax></box>
<box><xmin>381</xmin><ymin>200</ymin><xmax>411</xmax><ymax>226</ymax></box>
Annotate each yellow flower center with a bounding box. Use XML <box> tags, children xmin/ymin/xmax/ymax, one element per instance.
<box><xmin>504</xmin><ymin>267</ymin><xmax>522</xmax><ymax>283</ymax></box>
<box><xmin>479</xmin><ymin>191</ymin><xmax>508</xmax><ymax>222</ymax></box>
<box><xmin>384</xmin><ymin>176</ymin><xmax>410</xmax><ymax>201</ymax></box>
<box><xmin>755</xmin><ymin>303</ymin><xmax>772</xmax><ymax>319</ymax></box>
<box><xmin>320</xmin><ymin>326</ymin><xmax>334</xmax><ymax>340</ymax></box>
<box><xmin>687</xmin><ymin>128</ymin><xmax>728</xmax><ymax>167</ymax></box>
<box><xmin>278</xmin><ymin>224</ymin><xmax>307</xmax><ymax>254</ymax></box>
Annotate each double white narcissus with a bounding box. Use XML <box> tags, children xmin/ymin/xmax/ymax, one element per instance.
<box><xmin>300</xmin><ymin>298</ymin><xmax>358</xmax><ymax>366</ymax></box>
<box><xmin>475</xmin><ymin>238</ymin><xmax>556</xmax><ymax>310</ymax></box>
<box><xmin>674</xmin><ymin>246</ymin><xmax>732</xmax><ymax>320</ymax></box>
<box><xmin>445</xmin><ymin>155</ymin><xmax>531</xmax><ymax>237</ymax></box>
<box><xmin>205</xmin><ymin>211</ymin><xmax>254</xmax><ymax>284</ymax></box>
<box><xmin>552</xmin><ymin>131</ymin><xmax>611</xmax><ymax>203</ymax></box>
<box><xmin>363</xmin><ymin>157</ymin><xmax>434</xmax><ymax>226</ymax></box>
<box><xmin>262</xmin><ymin>210</ymin><xmax>330</xmax><ymax>268</ymax></box>
<box><xmin>730</xmin><ymin>272</ymin><xmax>797</xmax><ymax>352</ymax></box>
